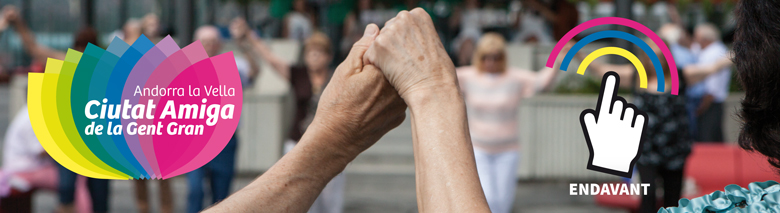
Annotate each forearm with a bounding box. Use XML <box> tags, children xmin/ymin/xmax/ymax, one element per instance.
<box><xmin>536</xmin><ymin>66</ymin><xmax>558</xmax><ymax>92</ymax></box>
<box><xmin>684</xmin><ymin>57</ymin><xmax>733</xmax><ymax>85</ymax></box>
<box><xmin>12</xmin><ymin>19</ymin><xmax>63</xmax><ymax>60</ymax></box>
<box><xmin>205</xmin><ymin>127</ymin><xmax>353</xmax><ymax>212</ymax></box>
<box><xmin>13</xmin><ymin>19</ymin><xmax>39</xmax><ymax>57</ymax></box>
<box><xmin>249</xmin><ymin>39</ymin><xmax>290</xmax><ymax>79</ymax></box>
<box><xmin>407</xmin><ymin>85</ymin><xmax>490</xmax><ymax>213</ymax></box>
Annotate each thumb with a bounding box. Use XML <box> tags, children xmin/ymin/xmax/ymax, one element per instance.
<box><xmin>342</xmin><ymin>24</ymin><xmax>379</xmax><ymax>72</ymax></box>
<box><xmin>581</xmin><ymin>110</ymin><xmax>597</xmax><ymax>132</ymax></box>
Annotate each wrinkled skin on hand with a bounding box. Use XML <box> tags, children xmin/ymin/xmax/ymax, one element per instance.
<box><xmin>363</xmin><ymin>8</ymin><xmax>459</xmax><ymax>103</ymax></box>
<box><xmin>308</xmin><ymin>24</ymin><xmax>408</xmax><ymax>156</ymax></box>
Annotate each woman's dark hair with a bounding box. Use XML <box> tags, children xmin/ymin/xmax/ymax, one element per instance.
<box><xmin>733</xmin><ymin>0</ymin><xmax>780</xmax><ymax>169</ymax></box>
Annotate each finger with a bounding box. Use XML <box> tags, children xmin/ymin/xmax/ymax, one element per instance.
<box><xmin>361</xmin><ymin>63</ymin><xmax>399</xmax><ymax>95</ymax></box>
<box><xmin>359</xmin><ymin>64</ymin><xmax>385</xmax><ymax>84</ymax></box>
<box><xmin>622</xmin><ymin>106</ymin><xmax>635</xmax><ymax>122</ymax></box>
<box><xmin>397</xmin><ymin>10</ymin><xmax>426</xmax><ymax>52</ymax></box>
<box><xmin>362</xmin><ymin>24</ymin><xmax>385</xmax><ymax>67</ymax></box>
<box><xmin>384</xmin><ymin>17</ymin><xmax>397</xmax><ymax>27</ymax></box>
<box><xmin>348</xmin><ymin>24</ymin><xmax>379</xmax><ymax>60</ymax></box>
<box><xmin>384</xmin><ymin>10</ymin><xmax>408</xmax><ymax>28</ymax></box>
<box><xmin>633</xmin><ymin>114</ymin><xmax>646</xmax><ymax>129</ymax></box>
<box><xmin>597</xmin><ymin>72</ymin><xmax>619</xmax><ymax>116</ymax></box>
<box><xmin>363</xmin><ymin>40</ymin><xmax>377</xmax><ymax>67</ymax></box>
<box><xmin>582</xmin><ymin>111</ymin><xmax>597</xmax><ymax>130</ymax></box>
<box><xmin>359</xmin><ymin>64</ymin><xmax>405</xmax><ymax>121</ymax></box>
<box><xmin>341</xmin><ymin>24</ymin><xmax>380</xmax><ymax>75</ymax></box>
<box><xmin>410</xmin><ymin>8</ymin><xmax>436</xmax><ymax>34</ymax></box>
<box><xmin>409</xmin><ymin>8</ymin><xmax>440</xmax><ymax>50</ymax></box>
<box><xmin>363</xmin><ymin>23</ymin><xmax>395</xmax><ymax>68</ymax></box>
<box><xmin>610</xmin><ymin>99</ymin><xmax>623</xmax><ymax>116</ymax></box>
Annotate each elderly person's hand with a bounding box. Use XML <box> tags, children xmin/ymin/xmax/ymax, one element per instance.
<box><xmin>307</xmin><ymin>23</ymin><xmax>407</xmax><ymax>158</ymax></box>
<box><xmin>363</xmin><ymin>8</ymin><xmax>459</xmax><ymax>106</ymax></box>
<box><xmin>204</xmin><ymin>24</ymin><xmax>407</xmax><ymax>213</ymax></box>
<box><xmin>364</xmin><ymin>8</ymin><xmax>491</xmax><ymax>213</ymax></box>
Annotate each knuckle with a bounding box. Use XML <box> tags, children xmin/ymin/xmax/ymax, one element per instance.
<box><xmin>397</xmin><ymin>10</ymin><xmax>410</xmax><ymax>20</ymax></box>
<box><xmin>351</xmin><ymin>40</ymin><xmax>368</xmax><ymax>50</ymax></box>
<box><xmin>374</xmin><ymin>35</ymin><xmax>387</xmax><ymax>46</ymax></box>
<box><xmin>384</xmin><ymin>17</ymin><xmax>396</xmax><ymax>27</ymax></box>
<box><xmin>375</xmin><ymin>36</ymin><xmax>393</xmax><ymax>50</ymax></box>
<box><xmin>348</xmin><ymin>57</ymin><xmax>362</xmax><ymax>70</ymax></box>
<box><xmin>411</xmin><ymin>8</ymin><xmax>430</xmax><ymax>20</ymax></box>
<box><xmin>387</xmin><ymin>23</ymin><xmax>401</xmax><ymax>33</ymax></box>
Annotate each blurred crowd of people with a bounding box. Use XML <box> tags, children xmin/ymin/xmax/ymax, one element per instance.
<box><xmin>0</xmin><ymin>0</ymin><xmax>737</xmax><ymax>212</ymax></box>
<box><xmin>260</xmin><ymin>0</ymin><xmax>581</xmax><ymax>67</ymax></box>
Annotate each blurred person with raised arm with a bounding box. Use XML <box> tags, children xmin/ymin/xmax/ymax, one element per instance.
<box><xmin>455</xmin><ymin>32</ymin><xmax>561</xmax><ymax>213</ymax></box>
<box><xmin>231</xmin><ymin>17</ymin><xmax>347</xmax><ymax>213</ymax></box>
<box><xmin>2</xmin><ymin>6</ymin><xmax>109</xmax><ymax>213</ymax></box>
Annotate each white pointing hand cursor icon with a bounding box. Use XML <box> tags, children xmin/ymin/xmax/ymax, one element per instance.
<box><xmin>580</xmin><ymin>71</ymin><xmax>648</xmax><ymax>178</ymax></box>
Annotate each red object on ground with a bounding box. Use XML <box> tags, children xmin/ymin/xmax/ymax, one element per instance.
<box><xmin>595</xmin><ymin>143</ymin><xmax>780</xmax><ymax>212</ymax></box>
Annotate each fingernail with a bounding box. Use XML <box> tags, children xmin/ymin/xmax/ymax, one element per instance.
<box><xmin>364</xmin><ymin>24</ymin><xmax>377</xmax><ymax>37</ymax></box>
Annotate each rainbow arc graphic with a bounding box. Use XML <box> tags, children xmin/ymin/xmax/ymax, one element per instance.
<box><xmin>28</xmin><ymin>35</ymin><xmax>243</xmax><ymax>179</ymax></box>
<box><xmin>547</xmin><ymin>17</ymin><xmax>679</xmax><ymax>95</ymax></box>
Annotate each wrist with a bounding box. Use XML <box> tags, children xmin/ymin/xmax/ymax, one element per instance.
<box><xmin>270</xmin><ymin>126</ymin><xmax>352</xmax><ymax>189</ymax></box>
<box><xmin>298</xmin><ymin>121</ymin><xmax>360</xmax><ymax>167</ymax></box>
<box><xmin>403</xmin><ymin>79</ymin><xmax>461</xmax><ymax>110</ymax></box>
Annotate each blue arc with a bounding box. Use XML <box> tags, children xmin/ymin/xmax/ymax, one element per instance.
<box><xmin>561</xmin><ymin>30</ymin><xmax>665</xmax><ymax>92</ymax></box>
<box><xmin>105</xmin><ymin>35</ymin><xmax>155</xmax><ymax>179</ymax></box>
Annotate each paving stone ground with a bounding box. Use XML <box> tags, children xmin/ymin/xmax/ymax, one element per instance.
<box><xmin>29</xmin><ymin>174</ymin><xmax>627</xmax><ymax>213</ymax></box>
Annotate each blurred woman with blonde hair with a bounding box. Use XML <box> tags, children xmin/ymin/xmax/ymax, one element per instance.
<box><xmin>456</xmin><ymin>32</ymin><xmax>563</xmax><ymax>213</ymax></box>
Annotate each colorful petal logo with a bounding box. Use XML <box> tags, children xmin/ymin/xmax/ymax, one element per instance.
<box><xmin>28</xmin><ymin>35</ymin><xmax>243</xmax><ymax>180</ymax></box>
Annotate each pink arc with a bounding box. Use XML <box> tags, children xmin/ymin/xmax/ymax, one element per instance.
<box><xmin>546</xmin><ymin>17</ymin><xmax>679</xmax><ymax>95</ymax></box>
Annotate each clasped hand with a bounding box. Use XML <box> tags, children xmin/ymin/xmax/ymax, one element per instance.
<box><xmin>308</xmin><ymin>8</ymin><xmax>459</xmax><ymax>159</ymax></box>
<box><xmin>206</xmin><ymin>8</ymin><xmax>488</xmax><ymax>213</ymax></box>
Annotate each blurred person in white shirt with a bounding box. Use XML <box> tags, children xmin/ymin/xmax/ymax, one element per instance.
<box><xmin>0</xmin><ymin>106</ymin><xmax>57</xmax><ymax>198</ymax></box>
<box><xmin>456</xmin><ymin>33</ymin><xmax>561</xmax><ymax>213</ymax></box>
<box><xmin>690</xmin><ymin>23</ymin><xmax>731</xmax><ymax>142</ymax></box>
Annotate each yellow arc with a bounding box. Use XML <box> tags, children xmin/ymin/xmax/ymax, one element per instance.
<box><xmin>28</xmin><ymin>58</ymin><xmax>128</xmax><ymax>179</ymax></box>
<box><xmin>577</xmin><ymin>47</ymin><xmax>648</xmax><ymax>89</ymax></box>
